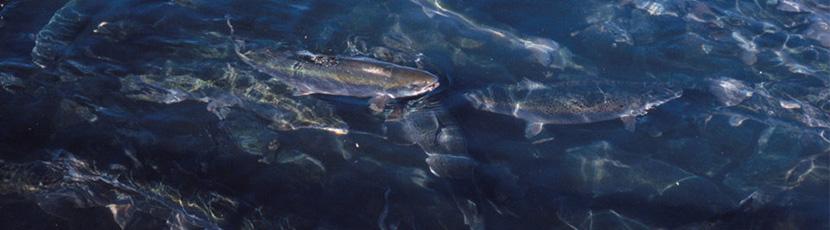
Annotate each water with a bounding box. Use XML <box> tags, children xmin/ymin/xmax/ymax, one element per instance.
<box><xmin>1</xmin><ymin>0</ymin><xmax>828</xmax><ymax>229</ymax></box>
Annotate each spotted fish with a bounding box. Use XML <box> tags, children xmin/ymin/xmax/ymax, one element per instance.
<box><xmin>234</xmin><ymin>45</ymin><xmax>439</xmax><ymax>112</ymax></box>
<box><xmin>465</xmin><ymin>80</ymin><xmax>682</xmax><ymax>137</ymax></box>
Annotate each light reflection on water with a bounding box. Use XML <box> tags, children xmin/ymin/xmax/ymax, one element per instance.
<box><xmin>0</xmin><ymin>0</ymin><xmax>828</xmax><ymax>229</ymax></box>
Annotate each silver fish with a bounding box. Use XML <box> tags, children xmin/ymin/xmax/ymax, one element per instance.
<box><xmin>707</xmin><ymin>77</ymin><xmax>830</xmax><ymax>130</ymax></box>
<box><xmin>235</xmin><ymin>46</ymin><xmax>440</xmax><ymax>112</ymax></box>
<box><xmin>119</xmin><ymin>62</ymin><xmax>349</xmax><ymax>135</ymax></box>
<box><xmin>465</xmin><ymin>80</ymin><xmax>682</xmax><ymax>137</ymax></box>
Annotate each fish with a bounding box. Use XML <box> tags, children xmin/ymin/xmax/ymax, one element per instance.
<box><xmin>706</xmin><ymin>77</ymin><xmax>830</xmax><ymax>131</ymax></box>
<box><xmin>385</xmin><ymin>98</ymin><xmax>468</xmax><ymax>155</ymax></box>
<box><xmin>464</xmin><ymin>80</ymin><xmax>682</xmax><ymax>138</ymax></box>
<box><xmin>0</xmin><ymin>151</ymin><xmax>227</xmax><ymax>229</ymax></box>
<box><xmin>235</xmin><ymin>46</ymin><xmax>440</xmax><ymax>112</ymax></box>
<box><xmin>119</xmin><ymin>62</ymin><xmax>350</xmax><ymax>136</ymax></box>
<box><xmin>707</xmin><ymin>77</ymin><xmax>754</xmax><ymax>107</ymax></box>
<box><xmin>31</xmin><ymin>0</ymin><xmax>92</xmax><ymax>68</ymax></box>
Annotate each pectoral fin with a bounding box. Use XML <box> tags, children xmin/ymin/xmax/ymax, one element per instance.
<box><xmin>621</xmin><ymin>115</ymin><xmax>636</xmax><ymax>132</ymax></box>
<box><xmin>369</xmin><ymin>95</ymin><xmax>391</xmax><ymax>113</ymax></box>
<box><xmin>524</xmin><ymin>122</ymin><xmax>544</xmax><ymax>138</ymax></box>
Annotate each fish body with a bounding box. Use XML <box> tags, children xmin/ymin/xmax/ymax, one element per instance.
<box><xmin>119</xmin><ymin>62</ymin><xmax>349</xmax><ymax>135</ymax></box>
<box><xmin>236</xmin><ymin>48</ymin><xmax>439</xmax><ymax>111</ymax></box>
<box><xmin>465</xmin><ymin>80</ymin><xmax>682</xmax><ymax>137</ymax></box>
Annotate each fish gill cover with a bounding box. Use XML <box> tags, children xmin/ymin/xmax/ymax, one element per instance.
<box><xmin>0</xmin><ymin>0</ymin><xmax>828</xmax><ymax>229</ymax></box>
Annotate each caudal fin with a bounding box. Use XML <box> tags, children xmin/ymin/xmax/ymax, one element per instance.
<box><xmin>224</xmin><ymin>15</ymin><xmax>250</xmax><ymax>62</ymax></box>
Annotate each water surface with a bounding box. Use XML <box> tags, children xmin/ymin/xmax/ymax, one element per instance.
<box><xmin>0</xmin><ymin>0</ymin><xmax>828</xmax><ymax>229</ymax></box>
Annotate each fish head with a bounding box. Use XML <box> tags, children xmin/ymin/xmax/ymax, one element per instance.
<box><xmin>386</xmin><ymin>67</ymin><xmax>440</xmax><ymax>98</ymax></box>
<box><xmin>463</xmin><ymin>84</ymin><xmax>520</xmax><ymax>113</ymax></box>
<box><xmin>273</xmin><ymin>115</ymin><xmax>350</xmax><ymax>136</ymax></box>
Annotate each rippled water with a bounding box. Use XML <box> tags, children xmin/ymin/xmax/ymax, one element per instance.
<box><xmin>1</xmin><ymin>0</ymin><xmax>828</xmax><ymax>229</ymax></box>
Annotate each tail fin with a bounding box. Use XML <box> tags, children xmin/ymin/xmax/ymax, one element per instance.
<box><xmin>224</xmin><ymin>15</ymin><xmax>250</xmax><ymax>63</ymax></box>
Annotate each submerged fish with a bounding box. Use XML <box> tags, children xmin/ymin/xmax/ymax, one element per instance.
<box><xmin>0</xmin><ymin>151</ymin><xmax>228</xmax><ymax>229</ymax></box>
<box><xmin>706</xmin><ymin>77</ymin><xmax>830</xmax><ymax>131</ymax></box>
<box><xmin>120</xmin><ymin>62</ymin><xmax>349</xmax><ymax>135</ymax></box>
<box><xmin>31</xmin><ymin>0</ymin><xmax>94</xmax><ymax>68</ymax></box>
<box><xmin>464</xmin><ymin>80</ymin><xmax>682</xmax><ymax>137</ymax></box>
<box><xmin>235</xmin><ymin>46</ymin><xmax>440</xmax><ymax>112</ymax></box>
<box><xmin>386</xmin><ymin>99</ymin><xmax>468</xmax><ymax>155</ymax></box>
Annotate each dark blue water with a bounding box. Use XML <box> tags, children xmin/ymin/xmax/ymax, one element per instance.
<box><xmin>1</xmin><ymin>0</ymin><xmax>828</xmax><ymax>229</ymax></box>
